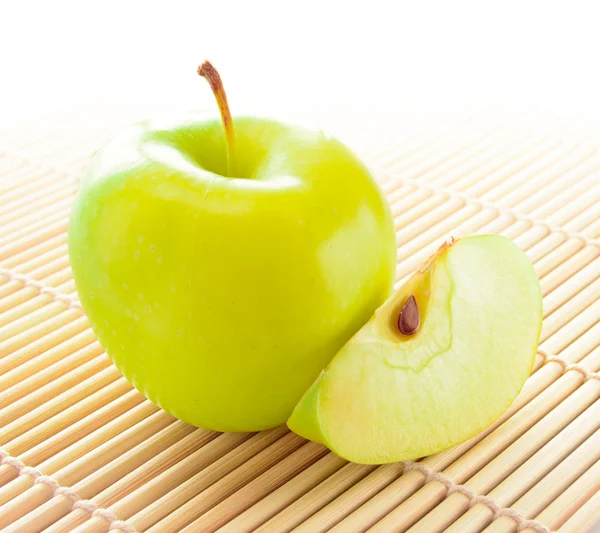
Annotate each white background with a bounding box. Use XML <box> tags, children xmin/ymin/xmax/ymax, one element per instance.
<box><xmin>3</xmin><ymin>1</ymin><xmax>600</xmax><ymax>134</ymax></box>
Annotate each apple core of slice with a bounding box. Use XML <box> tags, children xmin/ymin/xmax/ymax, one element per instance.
<box><xmin>288</xmin><ymin>235</ymin><xmax>542</xmax><ymax>464</ymax></box>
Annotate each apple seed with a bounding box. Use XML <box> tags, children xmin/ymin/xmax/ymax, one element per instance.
<box><xmin>398</xmin><ymin>295</ymin><xmax>420</xmax><ymax>335</ymax></box>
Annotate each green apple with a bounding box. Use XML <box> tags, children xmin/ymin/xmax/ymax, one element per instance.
<box><xmin>68</xmin><ymin>61</ymin><xmax>396</xmax><ymax>432</ymax></box>
<box><xmin>288</xmin><ymin>235</ymin><xmax>542</xmax><ymax>464</ymax></box>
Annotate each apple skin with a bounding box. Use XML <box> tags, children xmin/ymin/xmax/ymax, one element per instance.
<box><xmin>68</xmin><ymin>115</ymin><xmax>397</xmax><ymax>432</ymax></box>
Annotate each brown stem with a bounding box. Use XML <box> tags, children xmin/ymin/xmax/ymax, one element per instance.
<box><xmin>198</xmin><ymin>60</ymin><xmax>235</xmax><ymax>175</ymax></box>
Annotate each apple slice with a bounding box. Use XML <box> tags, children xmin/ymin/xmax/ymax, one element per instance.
<box><xmin>288</xmin><ymin>235</ymin><xmax>542</xmax><ymax>464</ymax></box>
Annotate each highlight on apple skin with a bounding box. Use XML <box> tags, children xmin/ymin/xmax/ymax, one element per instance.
<box><xmin>288</xmin><ymin>235</ymin><xmax>543</xmax><ymax>464</ymax></box>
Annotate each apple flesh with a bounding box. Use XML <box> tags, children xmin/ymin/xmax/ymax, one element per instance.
<box><xmin>68</xmin><ymin>115</ymin><xmax>397</xmax><ymax>432</ymax></box>
<box><xmin>288</xmin><ymin>235</ymin><xmax>542</xmax><ymax>464</ymax></box>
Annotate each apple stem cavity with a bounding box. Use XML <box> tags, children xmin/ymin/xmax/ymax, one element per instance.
<box><xmin>198</xmin><ymin>60</ymin><xmax>236</xmax><ymax>176</ymax></box>
<box><xmin>398</xmin><ymin>295</ymin><xmax>420</xmax><ymax>335</ymax></box>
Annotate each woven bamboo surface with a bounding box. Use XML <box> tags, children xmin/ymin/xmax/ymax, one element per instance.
<box><xmin>0</xmin><ymin>109</ymin><xmax>599</xmax><ymax>533</ymax></box>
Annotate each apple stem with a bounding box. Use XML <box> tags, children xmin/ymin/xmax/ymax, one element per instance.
<box><xmin>198</xmin><ymin>60</ymin><xmax>235</xmax><ymax>176</ymax></box>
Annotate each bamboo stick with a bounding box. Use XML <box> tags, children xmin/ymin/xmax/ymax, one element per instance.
<box><xmin>0</xmin><ymin>292</ymin><xmax>67</xmax><ymax>328</ymax></box>
<box><xmin>0</xmin><ymin>170</ymin><xmax>66</xmax><ymax>201</ymax></box>
<box><xmin>444</xmin><ymin>354</ymin><xmax>599</xmax><ymax>485</ymax></box>
<box><xmin>0</xmin><ymin>190</ymin><xmax>74</xmax><ymax>227</ymax></box>
<box><xmin>219</xmin><ymin>453</ymin><xmax>348</xmax><ymax>533</ymax></box>
<box><xmin>180</xmin><ymin>442</ymin><xmax>328</xmax><ymax>533</ymax></box>
<box><xmin>18</xmin><ymin>389</ymin><xmax>145</xmax><ymax>467</ymax></box>
<box><xmin>574</xmin><ymin>211</ymin><xmax>600</xmax><ymax>236</ymax></box>
<box><xmin>0</xmin><ymin>315</ymin><xmax>88</xmax><ymax>374</ymax></box>
<box><xmin>396</xmin><ymin>200</ymin><xmax>478</xmax><ymax>247</ymax></box>
<box><xmin>8</xmin><ymin>244</ymin><xmax>69</xmax><ymax>276</ymax></box>
<box><xmin>463</xmin><ymin>142</ymin><xmax>583</xmax><ymax>201</ymax></box>
<box><xmin>0</xmin><ymin>365</ymin><xmax>121</xmax><ymax>442</ymax></box>
<box><xmin>542</xmin><ymin>294</ymin><xmax>600</xmax><ymax>352</ymax></box>
<box><xmin>404</xmin><ymin>399</ymin><xmax>600</xmax><ymax>533</ymax></box>
<box><xmin>57</xmin><ymin>279</ymin><xmax>76</xmax><ymax>294</ymax></box>
<box><xmin>391</xmin><ymin>189</ymin><xmax>439</xmax><ymax>228</ymax></box>
<box><xmin>72</xmin><ymin>420</ymin><xmax>197</xmax><ymax>499</ymax></box>
<box><xmin>539</xmin><ymin>245</ymin><xmax>599</xmax><ymax>296</ymax></box>
<box><xmin>0</xmin><ymin>482</ymin><xmax>55</xmax><ymax>532</ymax></box>
<box><xmin>1</xmin><ymin>233</ymin><xmax>68</xmax><ymax>269</ymax></box>
<box><xmin>0</xmin><ymin>464</ymin><xmax>18</xmax><ymax>487</ymax></box>
<box><xmin>542</xmin><ymin>258</ymin><xmax>600</xmax><ymax>316</ymax></box>
<box><xmin>0</xmin><ymin>390</ymin><xmax>146</xmax><ymax>504</ymax></box>
<box><xmin>485</xmin><ymin>146</ymin><xmax>596</xmax><ymax>207</ymax></box>
<box><xmin>395</xmin><ymin>175</ymin><xmax>594</xmax><ymax>253</ymax></box>
<box><xmin>582</xmin><ymin>217</ymin><xmax>600</xmax><ymax>238</ymax></box>
<box><xmin>535</xmin><ymin>458</ymin><xmax>600</xmax><ymax>530</ymax></box>
<box><xmin>408</xmin><ymin>132</ymin><xmax>549</xmax><ymax>190</ymax></box>
<box><xmin>385</xmin><ymin>133</ymin><xmax>528</xmax><ymax>198</ymax></box>
<box><xmin>0</xmin><ymin>340</ymin><xmax>103</xmax><ymax>408</ymax></box>
<box><xmin>122</xmin><ymin>429</ymin><xmax>286</xmax><ymax>530</ymax></box>
<box><xmin>524</xmin><ymin>231</ymin><xmax>568</xmax><ymax>266</ymax></box>
<box><xmin>27</xmin><ymin>254</ymin><xmax>72</xmax><ymax>282</ymax></box>
<box><xmin>542</xmin><ymin>279</ymin><xmax>600</xmax><ymax>342</ymax></box>
<box><xmin>394</xmin><ymin>162</ymin><xmax>596</xmax><ymax>262</ymax></box>
<box><xmin>557</xmin><ymin>487</ymin><xmax>600</xmax><ymax>533</ymax></box>
<box><xmin>0</xmin><ymin>301</ymin><xmax>79</xmax><ymax>340</ymax></box>
<box><xmin>544</xmin><ymin>183</ymin><xmax>600</xmax><ymax>229</ymax></box>
<box><xmin>257</xmin><ymin>462</ymin><xmax>387</xmax><ymax>533</ymax></box>
<box><xmin>391</xmin><ymin>126</ymin><xmax>522</xmax><ymax>185</ymax></box>
<box><xmin>542</xmin><ymin>300</ymin><xmax>600</xmax><ymax>355</ymax></box>
<box><xmin>432</xmin><ymin>138</ymin><xmax>562</xmax><ymax>195</ymax></box>
<box><xmin>0</xmin><ymin>411</ymin><xmax>175</xmax><ymax>529</ymax></box>
<box><xmin>375</xmin><ymin>117</ymin><xmax>473</xmax><ymax>170</ymax></box>
<box><xmin>120</xmin><ymin>430</ymin><xmax>258</xmax><ymax>529</ymax></box>
<box><xmin>42</xmin><ymin>266</ymin><xmax>73</xmax><ymax>288</ymax></box>
<box><xmin>395</xmin><ymin>213</ymin><xmax>520</xmax><ymax>283</ymax></box>
<box><xmin>326</xmin><ymin>469</ymin><xmax>426</xmax><ymax>533</ymax></box>
<box><xmin>53</xmin><ymin>427</ymin><xmax>219</xmax><ymax>533</ymax></box>
<box><xmin>0</xmin><ymin>218</ymin><xmax>67</xmax><ymax>262</ymax></box>
<box><xmin>0</xmin><ymin>307</ymin><xmax>82</xmax><ymax>356</ymax></box>
<box><xmin>426</xmin><ymin>116</ymin><xmax>548</xmax><ymax>182</ymax></box>
<box><xmin>0</xmin><ymin>208</ymin><xmax>69</xmax><ymax>246</ymax></box>
<box><xmin>379</xmin><ymin>120</ymin><xmax>504</xmax><ymax>178</ymax></box>
<box><xmin>533</xmin><ymin>175</ymin><xmax>600</xmax><ymax>231</ymax></box>
<box><xmin>141</xmin><ymin>430</ymin><xmax>303</xmax><ymax>533</ymax></box>
<box><xmin>419</xmin><ymin>386</ymin><xmax>600</xmax><ymax>533</ymax></box>
<box><xmin>0</xmin><ymin>277</ymin><xmax>32</xmax><ymax>301</ymax></box>
<box><xmin>512</xmin><ymin>158</ymin><xmax>600</xmax><ymax>217</ymax></box>
<box><xmin>395</xmin><ymin>202</ymin><xmax>481</xmax><ymax>258</ymax></box>
<box><xmin>479</xmin><ymin>429</ymin><xmax>600</xmax><ymax>533</ymax></box>
<box><xmin>388</xmin><ymin>192</ymin><xmax>503</xmax><ymax>255</ymax></box>
<box><xmin>0</xmin><ymin>327</ymin><xmax>95</xmax><ymax>388</ymax></box>
<box><xmin>536</xmin><ymin>328</ymin><xmax>600</xmax><ymax>373</ymax></box>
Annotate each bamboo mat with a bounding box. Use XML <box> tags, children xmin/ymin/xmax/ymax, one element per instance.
<box><xmin>0</xmin><ymin>109</ymin><xmax>599</xmax><ymax>533</ymax></box>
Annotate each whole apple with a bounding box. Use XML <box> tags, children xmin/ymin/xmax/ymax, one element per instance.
<box><xmin>69</xmin><ymin>62</ymin><xmax>396</xmax><ymax>431</ymax></box>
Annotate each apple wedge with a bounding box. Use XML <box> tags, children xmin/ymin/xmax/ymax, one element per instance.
<box><xmin>288</xmin><ymin>235</ymin><xmax>542</xmax><ymax>464</ymax></box>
